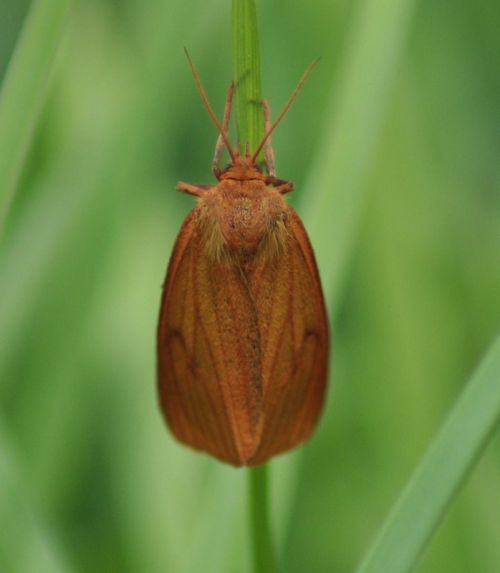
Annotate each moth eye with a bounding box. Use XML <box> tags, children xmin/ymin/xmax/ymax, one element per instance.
<box><xmin>255</xmin><ymin>163</ymin><xmax>264</xmax><ymax>173</ymax></box>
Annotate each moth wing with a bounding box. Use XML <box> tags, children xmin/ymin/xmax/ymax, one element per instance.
<box><xmin>247</xmin><ymin>207</ymin><xmax>330</xmax><ymax>466</ymax></box>
<box><xmin>157</xmin><ymin>208</ymin><xmax>263</xmax><ymax>466</ymax></box>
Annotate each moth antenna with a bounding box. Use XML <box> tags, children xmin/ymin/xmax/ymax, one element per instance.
<box><xmin>251</xmin><ymin>58</ymin><xmax>320</xmax><ymax>163</ymax></box>
<box><xmin>184</xmin><ymin>48</ymin><xmax>236</xmax><ymax>162</ymax></box>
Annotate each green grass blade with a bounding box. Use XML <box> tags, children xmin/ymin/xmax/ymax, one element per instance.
<box><xmin>0</xmin><ymin>0</ymin><xmax>71</xmax><ymax>235</ymax></box>
<box><xmin>232</xmin><ymin>0</ymin><xmax>263</xmax><ymax>152</ymax></box>
<box><xmin>356</xmin><ymin>334</ymin><xmax>500</xmax><ymax>573</ymax></box>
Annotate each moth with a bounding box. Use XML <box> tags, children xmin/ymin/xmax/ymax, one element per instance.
<box><xmin>157</xmin><ymin>54</ymin><xmax>329</xmax><ymax>466</ymax></box>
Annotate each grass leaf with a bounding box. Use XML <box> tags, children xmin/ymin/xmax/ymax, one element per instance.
<box><xmin>0</xmin><ymin>0</ymin><xmax>71</xmax><ymax>235</ymax></box>
<box><xmin>357</xmin><ymin>334</ymin><xmax>500</xmax><ymax>573</ymax></box>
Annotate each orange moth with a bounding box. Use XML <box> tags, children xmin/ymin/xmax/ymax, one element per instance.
<box><xmin>157</xmin><ymin>54</ymin><xmax>329</xmax><ymax>466</ymax></box>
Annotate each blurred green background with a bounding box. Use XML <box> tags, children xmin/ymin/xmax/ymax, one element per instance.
<box><xmin>1</xmin><ymin>0</ymin><xmax>499</xmax><ymax>572</ymax></box>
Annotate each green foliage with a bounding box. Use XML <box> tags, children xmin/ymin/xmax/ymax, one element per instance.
<box><xmin>357</xmin><ymin>335</ymin><xmax>500</xmax><ymax>572</ymax></box>
<box><xmin>0</xmin><ymin>0</ymin><xmax>71</xmax><ymax>235</ymax></box>
<box><xmin>0</xmin><ymin>0</ymin><xmax>499</xmax><ymax>572</ymax></box>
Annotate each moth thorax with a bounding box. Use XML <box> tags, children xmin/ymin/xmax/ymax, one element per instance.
<box><xmin>220</xmin><ymin>196</ymin><xmax>269</xmax><ymax>251</ymax></box>
<box><xmin>200</xmin><ymin>187</ymin><xmax>288</xmax><ymax>261</ymax></box>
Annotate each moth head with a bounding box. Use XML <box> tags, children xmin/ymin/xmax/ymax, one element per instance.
<box><xmin>183</xmin><ymin>48</ymin><xmax>319</xmax><ymax>181</ymax></box>
<box><xmin>218</xmin><ymin>148</ymin><xmax>266</xmax><ymax>182</ymax></box>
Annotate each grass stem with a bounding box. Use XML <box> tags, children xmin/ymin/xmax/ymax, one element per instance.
<box><xmin>232</xmin><ymin>1</ymin><xmax>275</xmax><ymax>571</ymax></box>
<box><xmin>248</xmin><ymin>465</ymin><xmax>275</xmax><ymax>573</ymax></box>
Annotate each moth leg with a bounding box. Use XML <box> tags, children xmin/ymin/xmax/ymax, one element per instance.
<box><xmin>212</xmin><ymin>82</ymin><xmax>235</xmax><ymax>178</ymax></box>
<box><xmin>265</xmin><ymin>175</ymin><xmax>294</xmax><ymax>194</ymax></box>
<box><xmin>275</xmin><ymin>181</ymin><xmax>294</xmax><ymax>194</ymax></box>
<box><xmin>177</xmin><ymin>182</ymin><xmax>210</xmax><ymax>197</ymax></box>
<box><xmin>262</xmin><ymin>98</ymin><xmax>276</xmax><ymax>177</ymax></box>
